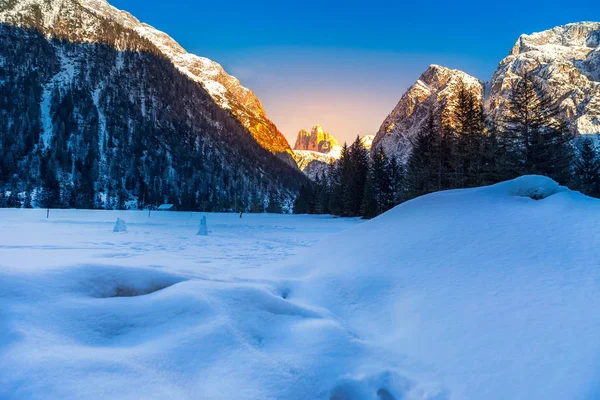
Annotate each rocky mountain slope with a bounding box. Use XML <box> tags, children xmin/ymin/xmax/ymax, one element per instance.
<box><xmin>374</xmin><ymin>22</ymin><xmax>600</xmax><ymax>161</ymax></box>
<box><xmin>489</xmin><ymin>22</ymin><xmax>600</xmax><ymax>134</ymax></box>
<box><xmin>372</xmin><ymin>65</ymin><xmax>484</xmax><ymax>162</ymax></box>
<box><xmin>0</xmin><ymin>0</ymin><xmax>305</xmax><ymax>210</ymax></box>
<box><xmin>0</xmin><ymin>0</ymin><xmax>295</xmax><ymax>163</ymax></box>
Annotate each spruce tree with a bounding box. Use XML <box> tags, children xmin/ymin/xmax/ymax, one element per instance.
<box><xmin>502</xmin><ymin>72</ymin><xmax>574</xmax><ymax>181</ymax></box>
<box><xmin>451</xmin><ymin>80</ymin><xmax>486</xmax><ymax>188</ymax></box>
<box><xmin>574</xmin><ymin>137</ymin><xmax>600</xmax><ymax>197</ymax></box>
<box><xmin>361</xmin><ymin>174</ymin><xmax>378</xmax><ymax>219</ymax></box>
<box><xmin>406</xmin><ymin>110</ymin><xmax>441</xmax><ymax>199</ymax></box>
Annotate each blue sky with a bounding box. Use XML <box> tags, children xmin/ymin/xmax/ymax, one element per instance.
<box><xmin>111</xmin><ymin>0</ymin><xmax>598</xmax><ymax>143</ymax></box>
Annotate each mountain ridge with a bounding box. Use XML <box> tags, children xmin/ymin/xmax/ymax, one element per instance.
<box><xmin>373</xmin><ymin>22</ymin><xmax>600</xmax><ymax>160</ymax></box>
<box><xmin>0</xmin><ymin>0</ymin><xmax>295</xmax><ymax>163</ymax></box>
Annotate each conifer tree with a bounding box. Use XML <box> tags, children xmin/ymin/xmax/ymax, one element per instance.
<box><xmin>451</xmin><ymin>80</ymin><xmax>486</xmax><ymax>187</ymax></box>
<box><xmin>361</xmin><ymin>174</ymin><xmax>378</xmax><ymax>219</ymax></box>
<box><xmin>574</xmin><ymin>137</ymin><xmax>600</xmax><ymax>197</ymax></box>
<box><xmin>406</xmin><ymin>110</ymin><xmax>442</xmax><ymax>198</ymax></box>
<box><xmin>502</xmin><ymin>72</ymin><xmax>574</xmax><ymax>181</ymax></box>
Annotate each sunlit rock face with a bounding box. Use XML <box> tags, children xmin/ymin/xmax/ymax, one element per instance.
<box><xmin>293</xmin><ymin>125</ymin><xmax>340</xmax><ymax>154</ymax></box>
<box><xmin>372</xmin><ymin>65</ymin><xmax>483</xmax><ymax>162</ymax></box>
<box><xmin>489</xmin><ymin>22</ymin><xmax>600</xmax><ymax>135</ymax></box>
<box><xmin>0</xmin><ymin>0</ymin><xmax>294</xmax><ymax>163</ymax></box>
<box><xmin>360</xmin><ymin>135</ymin><xmax>374</xmax><ymax>151</ymax></box>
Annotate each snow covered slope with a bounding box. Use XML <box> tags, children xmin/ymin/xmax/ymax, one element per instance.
<box><xmin>266</xmin><ymin>175</ymin><xmax>600</xmax><ymax>399</ymax></box>
<box><xmin>0</xmin><ymin>0</ymin><xmax>294</xmax><ymax>159</ymax></box>
<box><xmin>2</xmin><ymin>176</ymin><xmax>599</xmax><ymax>399</ymax></box>
<box><xmin>372</xmin><ymin>65</ymin><xmax>483</xmax><ymax>162</ymax></box>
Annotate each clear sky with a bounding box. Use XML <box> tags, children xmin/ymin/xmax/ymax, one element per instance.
<box><xmin>111</xmin><ymin>0</ymin><xmax>598</xmax><ymax>144</ymax></box>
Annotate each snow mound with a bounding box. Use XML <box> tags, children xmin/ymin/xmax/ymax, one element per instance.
<box><xmin>113</xmin><ymin>218</ymin><xmax>127</xmax><ymax>232</ymax></box>
<box><xmin>491</xmin><ymin>175</ymin><xmax>568</xmax><ymax>200</ymax></box>
<box><xmin>262</xmin><ymin>175</ymin><xmax>600</xmax><ymax>399</ymax></box>
<box><xmin>197</xmin><ymin>215</ymin><xmax>208</xmax><ymax>236</ymax></box>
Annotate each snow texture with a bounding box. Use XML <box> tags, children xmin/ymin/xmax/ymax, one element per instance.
<box><xmin>2</xmin><ymin>176</ymin><xmax>600</xmax><ymax>399</ymax></box>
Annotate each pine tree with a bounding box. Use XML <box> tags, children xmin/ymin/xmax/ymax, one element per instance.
<box><xmin>502</xmin><ymin>72</ymin><xmax>574</xmax><ymax>181</ymax></box>
<box><xmin>371</xmin><ymin>148</ymin><xmax>394</xmax><ymax>214</ymax></box>
<box><xmin>329</xmin><ymin>143</ymin><xmax>349</xmax><ymax>216</ymax></box>
<box><xmin>574</xmin><ymin>137</ymin><xmax>600</xmax><ymax>197</ymax></box>
<box><xmin>293</xmin><ymin>184</ymin><xmax>313</xmax><ymax>214</ymax></box>
<box><xmin>344</xmin><ymin>136</ymin><xmax>369</xmax><ymax>216</ymax></box>
<box><xmin>387</xmin><ymin>154</ymin><xmax>404</xmax><ymax>205</ymax></box>
<box><xmin>451</xmin><ymin>80</ymin><xmax>486</xmax><ymax>188</ymax></box>
<box><xmin>361</xmin><ymin>174</ymin><xmax>377</xmax><ymax>219</ymax></box>
<box><xmin>406</xmin><ymin>110</ymin><xmax>441</xmax><ymax>198</ymax></box>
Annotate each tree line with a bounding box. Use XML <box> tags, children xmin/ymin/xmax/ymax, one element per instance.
<box><xmin>295</xmin><ymin>73</ymin><xmax>600</xmax><ymax>218</ymax></box>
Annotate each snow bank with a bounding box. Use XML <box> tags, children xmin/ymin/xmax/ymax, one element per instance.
<box><xmin>263</xmin><ymin>175</ymin><xmax>600</xmax><ymax>399</ymax></box>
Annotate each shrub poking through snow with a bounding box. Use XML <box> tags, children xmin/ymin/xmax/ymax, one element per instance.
<box><xmin>113</xmin><ymin>218</ymin><xmax>127</xmax><ymax>233</ymax></box>
<box><xmin>197</xmin><ymin>215</ymin><xmax>208</xmax><ymax>236</ymax></box>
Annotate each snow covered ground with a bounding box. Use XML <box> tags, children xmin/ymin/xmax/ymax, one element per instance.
<box><xmin>2</xmin><ymin>176</ymin><xmax>600</xmax><ymax>399</ymax></box>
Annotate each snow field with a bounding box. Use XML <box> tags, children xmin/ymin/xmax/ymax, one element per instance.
<box><xmin>2</xmin><ymin>176</ymin><xmax>600</xmax><ymax>399</ymax></box>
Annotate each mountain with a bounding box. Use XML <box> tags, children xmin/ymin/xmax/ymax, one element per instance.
<box><xmin>489</xmin><ymin>22</ymin><xmax>600</xmax><ymax>134</ymax></box>
<box><xmin>0</xmin><ymin>0</ymin><xmax>295</xmax><ymax>164</ymax></box>
<box><xmin>372</xmin><ymin>65</ymin><xmax>483</xmax><ymax>162</ymax></box>
<box><xmin>0</xmin><ymin>0</ymin><xmax>305</xmax><ymax>210</ymax></box>
<box><xmin>291</xmin><ymin>125</ymin><xmax>342</xmax><ymax>178</ymax></box>
<box><xmin>293</xmin><ymin>125</ymin><xmax>340</xmax><ymax>154</ymax></box>
<box><xmin>373</xmin><ymin>22</ymin><xmax>600</xmax><ymax>160</ymax></box>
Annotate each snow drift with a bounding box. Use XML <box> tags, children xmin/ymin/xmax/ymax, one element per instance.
<box><xmin>264</xmin><ymin>175</ymin><xmax>600</xmax><ymax>399</ymax></box>
<box><xmin>1</xmin><ymin>176</ymin><xmax>599</xmax><ymax>399</ymax></box>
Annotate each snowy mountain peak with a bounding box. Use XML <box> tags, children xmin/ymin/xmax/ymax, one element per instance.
<box><xmin>293</xmin><ymin>125</ymin><xmax>340</xmax><ymax>154</ymax></box>
<box><xmin>510</xmin><ymin>22</ymin><xmax>600</xmax><ymax>55</ymax></box>
<box><xmin>491</xmin><ymin>21</ymin><xmax>600</xmax><ymax>135</ymax></box>
<box><xmin>372</xmin><ymin>65</ymin><xmax>483</xmax><ymax>161</ymax></box>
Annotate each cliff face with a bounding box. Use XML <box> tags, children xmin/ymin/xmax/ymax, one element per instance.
<box><xmin>293</xmin><ymin>125</ymin><xmax>340</xmax><ymax>154</ymax></box>
<box><xmin>372</xmin><ymin>65</ymin><xmax>483</xmax><ymax>162</ymax></box>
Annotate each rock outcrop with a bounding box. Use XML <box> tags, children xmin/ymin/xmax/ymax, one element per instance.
<box><xmin>293</xmin><ymin>125</ymin><xmax>340</xmax><ymax>154</ymax></box>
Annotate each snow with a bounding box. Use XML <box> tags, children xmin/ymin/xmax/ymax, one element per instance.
<box><xmin>113</xmin><ymin>218</ymin><xmax>127</xmax><ymax>232</ymax></box>
<box><xmin>197</xmin><ymin>215</ymin><xmax>208</xmax><ymax>236</ymax></box>
<box><xmin>40</xmin><ymin>47</ymin><xmax>76</xmax><ymax>149</ymax></box>
<box><xmin>2</xmin><ymin>176</ymin><xmax>600</xmax><ymax>399</ymax></box>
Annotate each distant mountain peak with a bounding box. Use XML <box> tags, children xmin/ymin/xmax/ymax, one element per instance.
<box><xmin>293</xmin><ymin>125</ymin><xmax>340</xmax><ymax>154</ymax></box>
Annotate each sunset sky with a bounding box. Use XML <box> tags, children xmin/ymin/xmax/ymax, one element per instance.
<box><xmin>111</xmin><ymin>0</ymin><xmax>598</xmax><ymax>144</ymax></box>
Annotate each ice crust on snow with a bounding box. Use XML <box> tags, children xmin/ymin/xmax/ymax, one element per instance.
<box><xmin>2</xmin><ymin>176</ymin><xmax>600</xmax><ymax>399</ymax></box>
